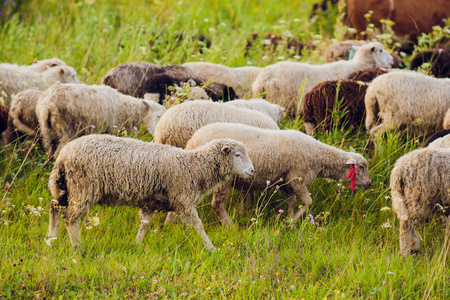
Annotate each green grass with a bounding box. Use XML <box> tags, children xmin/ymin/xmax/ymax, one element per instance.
<box><xmin>1</xmin><ymin>0</ymin><xmax>450</xmax><ymax>298</ymax></box>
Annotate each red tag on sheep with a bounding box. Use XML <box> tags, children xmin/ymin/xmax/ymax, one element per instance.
<box><xmin>345</xmin><ymin>165</ymin><xmax>357</xmax><ymax>191</ymax></box>
<box><xmin>33</xmin><ymin>60</ymin><xmax>38</xmax><ymax>64</ymax></box>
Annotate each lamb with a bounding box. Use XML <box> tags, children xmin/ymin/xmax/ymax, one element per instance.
<box><xmin>185</xmin><ymin>123</ymin><xmax>372</xmax><ymax>226</ymax></box>
<box><xmin>36</xmin><ymin>83</ymin><xmax>166</xmax><ymax>158</ymax></box>
<box><xmin>365</xmin><ymin>70</ymin><xmax>450</xmax><ymax>141</ymax></box>
<box><xmin>410</xmin><ymin>49</ymin><xmax>450</xmax><ymax>78</ymax></box>
<box><xmin>252</xmin><ymin>42</ymin><xmax>393</xmax><ymax>116</ymax></box>
<box><xmin>0</xmin><ymin>58</ymin><xmax>67</xmax><ymax>73</ymax></box>
<box><xmin>1</xmin><ymin>89</ymin><xmax>44</xmax><ymax>146</ymax></box>
<box><xmin>102</xmin><ymin>62</ymin><xmax>238</xmax><ymax>101</ymax></box>
<box><xmin>0</xmin><ymin>102</ymin><xmax>8</xmax><ymax>137</ymax></box>
<box><xmin>225</xmin><ymin>99</ymin><xmax>285</xmax><ymax>125</ymax></box>
<box><xmin>302</xmin><ymin>80</ymin><xmax>368</xmax><ymax>134</ymax></box>
<box><xmin>0</xmin><ymin>65</ymin><xmax>79</xmax><ymax>106</ymax></box>
<box><xmin>390</xmin><ymin>147</ymin><xmax>450</xmax><ymax>257</ymax></box>
<box><xmin>153</xmin><ymin>100</ymin><xmax>280</xmax><ymax>149</ymax></box>
<box><xmin>45</xmin><ymin>134</ymin><xmax>254</xmax><ymax>250</ymax></box>
<box><xmin>181</xmin><ymin>62</ymin><xmax>261</xmax><ymax>98</ymax></box>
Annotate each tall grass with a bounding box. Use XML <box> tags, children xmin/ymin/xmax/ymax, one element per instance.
<box><xmin>1</xmin><ymin>0</ymin><xmax>449</xmax><ymax>298</ymax></box>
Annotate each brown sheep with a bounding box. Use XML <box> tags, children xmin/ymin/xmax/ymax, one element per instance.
<box><xmin>0</xmin><ymin>102</ymin><xmax>8</xmax><ymax>137</ymax></box>
<box><xmin>302</xmin><ymin>80</ymin><xmax>368</xmax><ymax>134</ymax></box>
<box><xmin>410</xmin><ymin>49</ymin><xmax>450</xmax><ymax>78</ymax></box>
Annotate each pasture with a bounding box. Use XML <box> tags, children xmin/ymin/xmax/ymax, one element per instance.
<box><xmin>1</xmin><ymin>0</ymin><xmax>449</xmax><ymax>298</ymax></box>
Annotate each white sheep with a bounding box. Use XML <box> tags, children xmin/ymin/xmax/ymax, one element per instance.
<box><xmin>225</xmin><ymin>98</ymin><xmax>285</xmax><ymax>125</ymax></box>
<box><xmin>0</xmin><ymin>58</ymin><xmax>67</xmax><ymax>73</ymax></box>
<box><xmin>153</xmin><ymin>100</ymin><xmax>280</xmax><ymax>149</ymax></box>
<box><xmin>390</xmin><ymin>146</ymin><xmax>450</xmax><ymax>257</ymax></box>
<box><xmin>0</xmin><ymin>65</ymin><xmax>79</xmax><ymax>106</ymax></box>
<box><xmin>182</xmin><ymin>62</ymin><xmax>261</xmax><ymax>98</ymax></box>
<box><xmin>185</xmin><ymin>123</ymin><xmax>372</xmax><ymax>226</ymax></box>
<box><xmin>427</xmin><ymin>134</ymin><xmax>450</xmax><ymax>148</ymax></box>
<box><xmin>252</xmin><ymin>42</ymin><xmax>393</xmax><ymax>116</ymax></box>
<box><xmin>46</xmin><ymin>134</ymin><xmax>254</xmax><ymax>250</ymax></box>
<box><xmin>36</xmin><ymin>82</ymin><xmax>166</xmax><ymax>158</ymax></box>
<box><xmin>365</xmin><ymin>70</ymin><xmax>450</xmax><ymax>141</ymax></box>
<box><xmin>1</xmin><ymin>89</ymin><xmax>44</xmax><ymax>145</ymax></box>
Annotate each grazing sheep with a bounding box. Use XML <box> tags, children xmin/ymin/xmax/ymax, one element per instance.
<box><xmin>36</xmin><ymin>83</ymin><xmax>166</xmax><ymax>158</ymax></box>
<box><xmin>390</xmin><ymin>147</ymin><xmax>450</xmax><ymax>257</ymax></box>
<box><xmin>0</xmin><ymin>102</ymin><xmax>8</xmax><ymax>136</ymax></box>
<box><xmin>186</xmin><ymin>123</ymin><xmax>372</xmax><ymax>226</ymax></box>
<box><xmin>410</xmin><ymin>49</ymin><xmax>450</xmax><ymax>78</ymax></box>
<box><xmin>423</xmin><ymin>129</ymin><xmax>450</xmax><ymax>147</ymax></box>
<box><xmin>46</xmin><ymin>134</ymin><xmax>254</xmax><ymax>250</ymax></box>
<box><xmin>225</xmin><ymin>99</ymin><xmax>285</xmax><ymax>125</ymax></box>
<box><xmin>153</xmin><ymin>100</ymin><xmax>280</xmax><ymax>149</ymax></box>
<box><xmin>181</xmin><ymin>62</ymin><xmax>260</xmax><ymax>98</ymax></box>
<box><xmin>0</xmin><ymin>58</ymin><xmax>67</xmax><ymax>73</ymax></box>
<box><xmin>0</xmin><ymin>65</ymin><xmax>79</xmax><ymax>106</ymax></box>
<box><xmin>346</xmin><ymin>67</ymin><xmax>389</xmax><ymax>82</ymax></box>
<box><xmin>302</xmin><ymin>80</ymin><xmax>368</xmax><ymax>134</ymax></box>
<box><xmin>252</xmin><ymin>42</ymin><xmax>393</xmax><ymax>116</ymax></box>
<box><xmin>1</xmin><ymin>90</ymin><xmax>44</xmax><ymax>146</ymax></box>
<box><xmin>365</xmin><ymin>71</ymin><xmax>450</xmax><ymax>141</ymax></box>
<box><xmin>102</xmin><ymin>62</ymin><xmax>237</xmax><ymax>101</ymax></box>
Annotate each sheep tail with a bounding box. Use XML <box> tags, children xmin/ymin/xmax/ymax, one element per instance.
<box><xmin>10</xmin><ymin>109</ymin><xmax>36</xmax><ymax>136</ymax></box>
<box><xmin>49</xmin><ymin>162</ymin><xmax>69</xmax><ymax>207</ymax></box>
<box><xmin>364</xmin><ymin>87</ymin><xmax>379</xmax><ymax>130</ymax></box>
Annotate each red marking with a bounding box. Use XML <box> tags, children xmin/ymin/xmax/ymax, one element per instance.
<box><xmin>33</xmin><ymin>60</ymin><xmax>38</xmax><ymax>64</ymax></box>
<box><xmin>345</xmin><ymin>165</ymin><xmax>357</xmax><ymax>191</ymax></box>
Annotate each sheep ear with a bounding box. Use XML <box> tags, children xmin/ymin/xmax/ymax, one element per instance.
<box><xmin>221</xmin><ymin>145</ymin><xmax>231</xmax><ymax>154</ymax></box>
<box><xmin>345</xmin><ymin>158</ymin><xmax>356</xmax><ymax>165</ymax></box>
<box><xmin>370</xmin><ymin>46</ymin><xmax>376</xmax><ymax>52</ymax></box>
<box><xmin>280</xmin><ymin>107</ymin><xmax>286</xmax><ymax>112</ymax></box>
<box><xmin>142</xmin><ymin>101</ymin><xmax>150</xmax><ymax>110</ymax></box>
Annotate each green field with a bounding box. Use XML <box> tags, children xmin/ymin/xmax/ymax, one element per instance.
<box><xmin>1</xmin><ymin>0</ymin><xmax>449</xmax><ymax>298</ymax></box>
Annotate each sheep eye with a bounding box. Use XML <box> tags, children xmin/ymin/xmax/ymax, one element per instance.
<box><xmin>379</xmin><ymin>49</ymin><xmax>382</xmax><ymax>53</ymax></box>
<box><xmin>235</xmin><ymin>153</ymin><xmax>242</xmax><ymax>158</ymax></box>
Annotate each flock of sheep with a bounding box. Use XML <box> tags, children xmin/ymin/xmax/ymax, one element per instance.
<box><xmin>0</xmin><ymin>39</ymin><xmax>449</xmax><ymax>257</ymax></box>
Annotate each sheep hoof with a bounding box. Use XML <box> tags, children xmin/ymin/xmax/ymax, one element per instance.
<box><xmin>44</xmin><ymin>237</ymin><xmax>57</xmax><ymax>247</ymax></box>
<box><xmin>209</xmin><ymin>247</ymin><xmax>217</xmax><ymax>253</ymax></box>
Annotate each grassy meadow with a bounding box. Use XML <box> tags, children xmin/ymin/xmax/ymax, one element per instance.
<box><xmin>1</xmin><ymin>0</ymin><xmax>450</xmax><ymax>298</ymax></box>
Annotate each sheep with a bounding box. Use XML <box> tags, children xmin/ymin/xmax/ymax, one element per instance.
<box><xmin>324</xmin><ymin>40</ymin><xmax>367</xmax><ymax>63</ymax></box>
<box><xmin>0</xmin><ymin>58</ymin><xmax>67</xmax><ymax>73</ymax></box>
<box><xmin>426</xmin><ymin>134</ymin><xmax>450</xmax><ymax>148</ymax></box>
<box><xmin>1</xmin><ymin>89</ymin><xmax>44</xmax><ymax>146</ymax></box>
<box><xmin>153</xmin><ymin>100</ymin><xmax>280</xmax><ymax>149</ymax></box>
<box><xmin>390</xmin><ymin>147</ymin><xmax>450</xmax><ymax>257</ymax></box>
<box><xmin>0</xmin><ymin>102</ymin><xmax>8</xmax><ymax>136</ymax></box>
<box><xmin>423</xmin><ymin>129</ymin><xmax>450</xmax><ymax>148</ymax></box>
<box><xmin>102</xmin><ymin>62</ymin><xmax>238</xmax><ymax>101</ymax></box>
<box><xmin>36</xmin><ymin>82</ymin><xmax>166</xmax><ymax>158</ymax></box>
<box><xmin>185</xmin><ymin>123</ymin><xmax>372</xmax><ymax>226</ymax></box>
<box><xmin>365</xmin><ymin>70</ymin><xmax>450</xmax><ymax>141</ymax></box>
<box><xmin>346</xmin><ymin>67</ymin><xmax>389</xmax><ymax>82</ymax></box>
<box><xmin>252</xmin><ymin>42</ymin><xmax>393</xmax><ymax>117</ymax></box>
<box><xmin>302</xmin><ymin>80</ymin><xmax>368</xmax><ymax>134</ymax></box>
<box><xmin>0</xmin><ymin>65</ymin><xmax>79</xmax><ymax>106</ymax></box>
<box><xmin>445</xmin><ymin>108</ymin><xmax>450</xmax><ymax>129</ymax></box>
<box><xmin>45</xmin><ymin>134</ymin><xmax>254</xmax><ymax>250</ymax></box>
<box><xmin>410</xmin><ymin>49</ymin><xmax>450</xmax><ymax>78</ymax></box>
<box><xmin>225</xmin><ymin>98</ymin><xmax>285</xmax><ymax>125</ymax></box>
<box><xmin>181</xmin><ymin>62</ymin><xmax>261</xmax><ymax>98</ymax></box>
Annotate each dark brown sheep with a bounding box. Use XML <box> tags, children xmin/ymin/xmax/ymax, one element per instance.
<box><xmin>302</xmin><ymin>80</ymin><xmax>368</xmax><ymax>134</ymax></box>
<box><xmin>410</xmin><ymin>49</ymin><xmax>450</xmax><ymax>78</ymax></box>
<box><xmin>346</xmin><ymin>67</ymin><xmax>389</xmax><ymax>82</ymax></box>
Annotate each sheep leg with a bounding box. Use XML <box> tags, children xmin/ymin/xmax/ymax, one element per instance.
<box><xmin>178</xmin><ymin>206</ymin><xmax>215</xmax><ymax>251</ymax></box>
<box><xmin>64</xmin><ymin>200</ymin><xmax>90</xmax><ymax>249</ymax></box>
<box><xmin>46</xmin><ymin>199</ymin><xmax>63</xmax><ymax>242</ymax></box>
<box><xmin>290</xmin><ymin>183</ymin><xmax>312</xmax><ymax>221</ymax></box>
<box><xmin>285</xmin><ymin>194</ymin><xmax>297</xmax><ymax>217</ymax></box>
<box><xmin>369</xmin><ymin>123</ymin><xmax>386</xmax><ymax>142</ymax></box>
<box><xmin>211</xmin><ymin>181</ymin><xmax>232</xmax><ymax>227</ymax></box>
<box><xmin>136</xmin><ymin>208</ymin><xmax>155</xmax><ymax>244</ymax></box>
<box><xmin>399</xmin><ymin>219</ymin><xmax>413</xmax><ymax>257</ymax></box>
<box><xmin>304</xmin><ymin>122</ymin><xmax>316</xmax><ymax>135</ymax></box>
<box><xmin>164</xmin><ymin>212</ymin><xmax>178</xmax><ymax>225</ymax></box>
